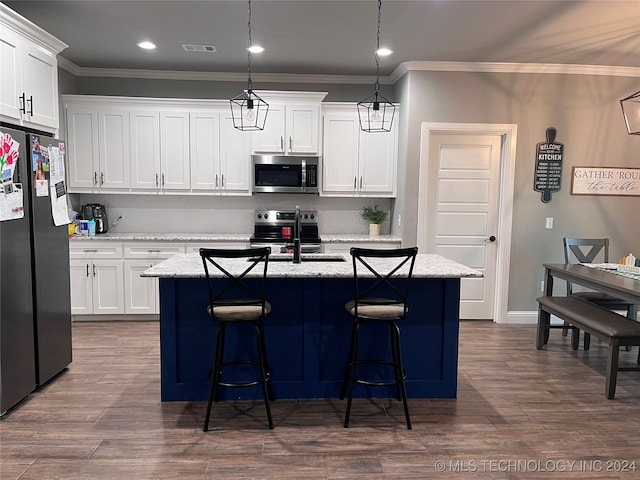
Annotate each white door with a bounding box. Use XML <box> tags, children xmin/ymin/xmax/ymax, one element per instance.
<box><xmin>124</xmin><ymin>260</ymin><xmax>158</xmax><ymax>314</ymax></box>
<box><xmin>427</xmin><ymin>134</ymin><xmax>501</xmax><ymax>320</ymax></box>
<box><xmin>130</xmin><ymin>110</ymin><xmax>160</xmax><ymax>190</ymax></box>
<box><xmin>160</xmin><ymin>111</ymin><xmax>190</xmax><ymax>190</ymax></box>
<box><xmin>321</xmin><ymin>113</ymin><xmax>359</xmax><ymax>194</ymax></box>
<box><xmin>286</xmin><ymin>104</ymin><xmax>319</xmax><ymax>154</ymax></box>
<box><xmin>0</xmin><ymin>28</ymin><xmax>23</xmax><ymax>121</ymax></box>
<box><xmin>21</xmin><ymin>43</ymin><xmax>58</xmax><ymax>129</ymax></box>
<box><xmin>98</xmin><ymin>108</ymin><xmax>131</xmax><ymax>189</ymax></box>
<box><xmin>69</xmin><ymin>261</ymin><xmax>93</xmax><ymax>314</ymax></box>
<box><xmin>66</xmin><ymin>106</ymin><xmax>99</xmax><ymax>190</ymax></box>
<box><xmin>92</xmin><ymin>260</ymin><xmax>125</xmax><ymax>314</ymax></box>
<box><xmin>219</xmin><ymin>113</ymin><xmax>252</xmax><ymax>194</ymax></box>
<box><xmin>190</xmin><ymin>111</ymin><xmax>220</xmax><ymax>191</ymax></box>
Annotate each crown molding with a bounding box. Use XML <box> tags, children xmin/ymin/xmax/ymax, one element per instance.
<box><xmin>0</xmin><ymin>3</ymin><xmax>68</xmax><ymax>54</ymax></box>
<box><xmin>55</xmin><ymin>56</ymin><xmax>640</xmax><ymax>85</ymax></box>
<box><xmin>391</xmin><ymin>61</ymin><xmax>640</xmax><ymax>81</ymax></box>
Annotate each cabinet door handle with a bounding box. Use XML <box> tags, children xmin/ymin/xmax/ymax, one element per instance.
<box><xmin>215</xmin><ymin>174</ymin><xmax>218</xmax><ymax>187</ymax></box>
<box><xmin>94</xmin><ymin>172</ymin><xmax>98</xmax><ymax>186</ymax></box>
<box><xmin>354</xmin><ymin>176</ymin><xmax>357</xmax><ymax>190</ymax></box>
<box><xmin>360</xmin><ymin>176</ymin><xmax>363</xmax><ymax>190</ymax></box>
<box><xmin>289</xmin><ymin>136</ymin><xmax>292</xmax><ymax>152</ymax></box>
<box><xmin>162</xmin><ymin>173</ymin><xmax>165</xmax><ymax>187</ymax></box>
<box><xmin>86</xmin><ymin>264</ymin><xmax>90</xmax><ymax>277</ymax></box>
<box><xmin>19</xmin><ymin>93</ymin><xmax>26</xmax><ymax>114</ymax></box>
<box><xmin>280</xmin><ymin>136</ymin><xmax>284</xmax><ymax>151</ymax></box>
<box><xmin>92</xmin><ymin>264</ymin><xmax>96</xmax><ymax>277</ymax></box>
<box><xmin>100</xmin><ymin>172</ymin><xmax>104</xmax><ymax>185</ymax></box>
<box><xmin>155</xmin><ymin>173</ymin><xmax>159</xmax><ymax>187</ymax></box>
<box><xmin>221</xmin><ymin>174</ymin><xmax>224</xmax><ymax>187</ymax></box>
<box><xmin>27</xmin><ymin>96</ymin><xmax>34</xmax><ymax>116</ymax></box>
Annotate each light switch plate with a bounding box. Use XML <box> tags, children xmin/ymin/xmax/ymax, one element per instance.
<box><xmin>545</xmin><ymin>217</ymin><xmax>553</xmax><ymax>229</ymax></box>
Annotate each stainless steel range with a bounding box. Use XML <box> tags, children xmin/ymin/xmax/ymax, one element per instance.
<box><xmin>250</xmin><ymin>209</ymin><xmax>322</xmax><ymax>254</ymax></box>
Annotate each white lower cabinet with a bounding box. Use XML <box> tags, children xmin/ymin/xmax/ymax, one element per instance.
<box><xmin>69</xmin><ymin>243</ymin><xmax>124</xmax><ymax>315</ymax></box>
<box><xmin>123</xmin><ymin>243</ymin><xmax>185</xmax><ymax>314</ymax></box>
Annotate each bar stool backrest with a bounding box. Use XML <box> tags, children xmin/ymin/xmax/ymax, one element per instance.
<box><xmin>199</xmin><ymin>247</ymin><xmax>271</xmax><ymax>319</ymax></box>
<box><xmin>349</xmin><ymin>247</ymin><xmax>419</xmax><ymax>320</ymax></box>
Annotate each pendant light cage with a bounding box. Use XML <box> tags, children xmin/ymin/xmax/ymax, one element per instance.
<box><xmin>357</xmin><ymin>0</ymin><xmax>395</xmax><ymax>133</ymax></box>
<box><xmin>620</xmin><ymin>90</ymin><xmax>640</xmax><ymax>135</ymax></box>
<box><xmin>231</xmin><ymin>0</ymin><xmax>269</xmax><ymax>131</ymax></box>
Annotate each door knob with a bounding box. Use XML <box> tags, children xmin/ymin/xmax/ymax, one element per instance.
<box><xmin>485</xmin><ymin>235</ymin><xmax>496</xmax><ymax>243</ymax></box>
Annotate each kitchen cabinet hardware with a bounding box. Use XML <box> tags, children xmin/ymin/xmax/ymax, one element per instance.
<box><xmin>100</xmin><ymin>172</ymin><xmax>104</xmax><ymax>185</ymax></box>
<box><xmin>86</xmin><ymin>264</ymin><xmax>90</xmax><ymax>277</ymax></box>
<box><xmin>94</xmin><ymin>172</ymin><xmax>98</xmax><ymax>186</ymax></box>
<box><xmin>155</xmin><ymin>173</ymin><xmax>159</xmax><ymax>187</ymax></box>
<box><xmin>19</xmin><ymin>93</ymin><xmax>26</xmax><ymax>114</ymax></box>
<box><xmin>161</xmin><ymin>173</ymin><xmax>165</xmax><ymax>187</ymax></box>
<box><xmin>215</xmin><ymin>174</ymin><xmax>219</xmax><ymax>187</ymax></box>
<box><xmin>92</xmin><ymin>264</ymin><xmax>96</xmax><ymax>277</ymax></box>
<box><xmin>289</xmin><ymin>136</ymin><xmax>293</xmax><ymax>152</ymax></box>
<box><xmin>221</xmin><ymin>174</ymin><xmax>224</xmax><ymax>187</ymax></box>
<box><xmin>26</xmin><ymin>95</ymin><xmax>33</xmax><ymax>116</ymax></box>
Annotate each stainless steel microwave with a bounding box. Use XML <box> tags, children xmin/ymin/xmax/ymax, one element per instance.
<box><xmin>252</xmin><ymin>155</ymin><xmax>319</xmax><ymax>194</ymax></box>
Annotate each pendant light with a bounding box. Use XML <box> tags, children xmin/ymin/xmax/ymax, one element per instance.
<box><xmin>620</xmin><ymin>90</ymin><xmax>640</xmax><ymax>135</ymax></box>
<box><xmin>230</xmin><ymin>0</ymin><xmax>268</xmax><ymax>131</ymax></box>
<box><xmin>357</xmin><ymin>0</ymin><xmax>395</xmax><ymax>133</ymax></box>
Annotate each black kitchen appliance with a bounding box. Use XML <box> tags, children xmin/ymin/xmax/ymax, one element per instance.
<box><xmin>250</xmin><ymin>209</ymin><xmax>321</xmax><ymax>253</ymax></box>
<box><xmin>81</xmin><ymin>203</ymin><xmax>109</xmax><ymax>233</ymax></box>
<box><xmin>0</xmin><ymin>125</ymin><xmax>72</xmax><ymax>416</ymax></box>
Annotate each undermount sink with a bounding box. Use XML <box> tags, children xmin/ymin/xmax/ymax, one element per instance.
<box><xmin>249</xmin><ymin>254</ymin><xmax>347</xmax><ymax>263</ymax></box>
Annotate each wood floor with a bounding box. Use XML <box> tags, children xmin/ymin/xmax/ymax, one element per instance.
<box><xmin>2</xmin><ymin>321</ymin><xmax>640</xmax><ymax>479</ymax></box>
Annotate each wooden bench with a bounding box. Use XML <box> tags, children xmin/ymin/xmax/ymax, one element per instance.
<box><xmin>536</xmin><ymin>296</ymin><xmax>640</xmax><ymax>399</ymax></box>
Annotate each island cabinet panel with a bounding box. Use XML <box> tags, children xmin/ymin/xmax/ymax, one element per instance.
<box><xmin>158</xmin><ymin>275</ymin><xmax>460</xmax><ymax>401</ymax></box>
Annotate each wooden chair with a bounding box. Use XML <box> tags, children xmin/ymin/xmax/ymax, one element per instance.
<box><xmin>563</xmin><ymin>238</ymin><xmax>638</xmax><ymax>350</ymax></box>
<box><xmin>199</xmin><ymin>247</ymin><xmax>274</xmax><ymax>431</ymax></box>
<box><xmin>340</xmin><ymin>246</ymin><xmax>418</xmax><ymax>429</ymax></box>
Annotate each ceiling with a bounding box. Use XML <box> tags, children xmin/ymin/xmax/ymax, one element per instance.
<box><xmin>5</xmin><ymin>0</ymin><xmax>640</xmax><ymax>79</ymax></box>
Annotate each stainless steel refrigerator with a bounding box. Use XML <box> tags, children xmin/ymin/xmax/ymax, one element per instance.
<box><xmin>0</xmin><ymin>125</ymin><xmax>72</xmax><ymax>416</ymax></box>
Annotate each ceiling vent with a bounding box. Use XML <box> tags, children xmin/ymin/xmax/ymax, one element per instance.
<box><xmin>181</xmin><ymin>44</ymin><xmax>217</xmax><ymax>53</ymax></box>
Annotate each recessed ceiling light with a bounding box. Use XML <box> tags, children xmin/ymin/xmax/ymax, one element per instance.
<box><xmin>137</xmin><ymin>41</ymin><xmax>157</xmax><ymax>50</ymax></box>
<box><xmin>247</xmin><ymin>45</ymin><xmax>265</xmax><ymax>54</ymax></box>
<box><xmin>376</xmin><ymin>48</ymin><xmax>393</xmax><ymax>56</ymax></box>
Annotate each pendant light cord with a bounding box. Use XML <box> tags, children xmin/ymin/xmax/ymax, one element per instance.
<box><xmin>374</xmin><ymin>0</ymin><xmax>382</xmax><ymax>95</ymax></box>
<box><xmin>247</xmin><ymin>0</ymin><xmax>253</xmax><ymax>91</ymax></box>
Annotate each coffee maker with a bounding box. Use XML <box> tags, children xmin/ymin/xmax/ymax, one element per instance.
<box><xmin>81</xmin><ymin>204</ymin><xmax>109</xmax><ymax>234</ymax></box>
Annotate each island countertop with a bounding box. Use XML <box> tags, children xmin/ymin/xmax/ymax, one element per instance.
<box><xmin>142</xmin><ymin>253</ymin><xmax>482</xmax><ymax>279</ymax></box>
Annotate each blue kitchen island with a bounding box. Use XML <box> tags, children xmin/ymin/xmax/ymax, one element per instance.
<box><xmin>142</xmin><ymin>253</ymin><xmax>481</xmax><ymax>402</ymax></box>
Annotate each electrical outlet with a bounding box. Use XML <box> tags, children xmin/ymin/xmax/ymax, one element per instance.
<box><xmin>545</xmin><ymin>217</ymin><xmax>553</xmax><ymax>229</ymax></box>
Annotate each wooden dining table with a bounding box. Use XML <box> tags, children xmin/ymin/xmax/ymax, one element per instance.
<box><xmin>541</xmin><ymin>264</ymin><xmax>640</xmax><ymax>309</ymax></box>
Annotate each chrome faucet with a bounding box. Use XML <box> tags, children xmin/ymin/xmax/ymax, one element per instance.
<box><xmin>293</xmin><ymin>205</ymin><xmax>302</xmax><ymax>263</ymax></box>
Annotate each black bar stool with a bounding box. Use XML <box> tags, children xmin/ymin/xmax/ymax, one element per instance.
<box><xmin>340</xmin><ymin>246</ymin><xmax>418</xmax><ymax>429</ymax></box>
<box><xmin>199</xmin><ymin>247</ymin><xmax>274</xmax><ymax>431</ymax></box>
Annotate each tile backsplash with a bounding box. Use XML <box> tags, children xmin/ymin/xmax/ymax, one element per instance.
<box><xmin>70</xmin><ymin>194</ymin><xmax>393</xmax><ymax>235</ymax></box>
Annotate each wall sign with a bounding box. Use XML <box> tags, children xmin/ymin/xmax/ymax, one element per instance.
<box><xmin>571</xmin><ymin>167</ymin><xmax>640</xmax><ymax>196</ymax></box>
<box><xmin>533</xmin><ymin>127</ymin><xmax>564</xmax><ymax>203</ymax></box>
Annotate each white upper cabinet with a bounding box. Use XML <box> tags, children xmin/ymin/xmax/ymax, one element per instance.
<box><xmin>159</xmin><ymin>111</ymin><xmax>190</xmax><ymax>191</ymax></box>
<box><xmin>190</xmin><ymin>110</ymin><xmax>251</xmax><ymax>195</ymax></box>
<box><xmin>130</xmin><ymin>110</ymin><xmax>160</xmax><ymax>190</ymax></box>
<box><xmin>0</xmin><ymin>4</ymin><xmax>67</xmax><ymax>131</ymax></box>
<box><xmin>251</xmin><ymin>91</ymin><xmax>327</xmax><ymax>155</ymax></box>
<box><xmin>65</xmin><ymin>104</ymin><xmax>130</xmax><ymax>192</ymax></box>
<box><xmin>321</xmin><ymin>104</ymin><xmax>398</xmax><ymax>197</ymax></box>
<box><xmin>130</xmin><ymin>109</ymin><xmax>190</xmax><ymax>192</ymax></box>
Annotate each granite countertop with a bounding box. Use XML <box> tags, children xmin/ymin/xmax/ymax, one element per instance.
<box><xmin>70</xmin><ymin>233</ymin><xmax>402</xmax><ymax>243</ymax></box>
<box><xmin>141</xmin><ymin>253</ymin><xmax>482</xmax><ymax>279</ymax></box>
